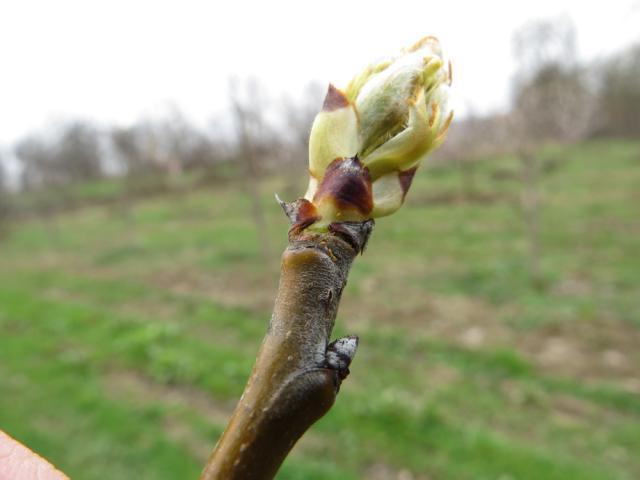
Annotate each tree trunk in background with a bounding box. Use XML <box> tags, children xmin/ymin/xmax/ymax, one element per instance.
<box><xmin>230</xmin><ymin>83</ymin><xmax>272</xmax><ymax>263</ymax></box>
<box><xmin>520</xmin><ymin>152</ymin><xmax>542</xmax><ymax>286</ymax></box>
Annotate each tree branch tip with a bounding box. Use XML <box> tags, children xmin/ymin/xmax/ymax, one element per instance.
<box><xmin>274</xmin><ymin>192</ymin><xmax>291</xmax><ymax>219</ymax></box>
<box><xmin>275</xmin><ymin>195</ymin><xmax>321</xmax><ymax>236</ymax></box>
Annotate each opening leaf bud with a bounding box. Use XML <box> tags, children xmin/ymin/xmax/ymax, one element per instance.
<box><xmin>300</xmin><ymin>36</ymin><xmax>453</xmax><ymax>233</ymax></box>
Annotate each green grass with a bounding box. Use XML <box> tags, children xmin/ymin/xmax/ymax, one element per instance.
<box><xmin>1</xmin><ymin>139</ymin><xmax>639</xmax><ymax>479</ymax></box>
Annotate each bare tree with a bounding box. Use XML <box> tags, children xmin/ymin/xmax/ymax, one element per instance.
<box><xmin>438</xmin><ymin>109</ymin><xmax>484</xmax><ymax>200</ymax></box>
<box><xmin>55</xmin><ymin>122</ymin><xmax>103</xmax><ymax>183</ymax></box>
<box><xmin>512</xmin><ymin>64</ymin><xmax>592</xmax><ymax>144</ymax></box>
<box><xmin>15</xmin><ymin>122</ymin><xmax>103</xmax><ymax>191</ymax></box>
<box><xmin>178</xmin><ymin>127</ymin><xmax>218</xmax><ymax>172</ymax></box>
<box><xmin>278</xmin><ymin>82</ymin><xmax>325</xmax><ymax>197</ymax></box>
<box><xmin>112</xmin><ymin>113</ymin><xmax>219</xmax><ymax>181</ymax></box>
<box><xmin>16</xmin><ymin>134</ymin><xmax>56</xmax><ymax>191</ymax></box>
<box><xmin>509</xmin><ymin>17</ymin><xmax>592</xmax><ymax>285</ymax></box>
<box><xmin>155</xmin><ymin>110</ymin><xmax>222</xmax><ymax>175</ymax></box>
<box><xmin>0</xmin><ymin>158</ymin><xmax>10</xmax><ymax>233</ymax></box>
<box><xmin>110</xmin><ymin>121</ymin><xmax>176</xmax><ymax>217</ymax></box>
<box><xmin>281</xmin><ymin>82</ymin><xmax>325</xmax><ymax>159</ymax></box>
<box><xmin>111</xmin><ymin>121</ymin><xmax>175</xmax><ymax>179</ymax></box>
<box><xmin>511</xmin><ymin>17</ymin><xmax>593</xmax><ymax>144</ymax></box>
<box><xmin>0</xmin><ymin>157</ymin><xmax>6</xmax><ymax>194</ymax></box>
<box><xmin>229</xmin><ymin>77</ymin><xmax>275</xmax><ymax>262</ymax></box>
<box><xmin>111</xmin><ymin>126</ymin><xmax>157</xmax><ymax>177</ymax></box>
<box><xmin>594</xmin><ymin>44</ymin><xmax>640</xmax><ymax>138</ymax></box>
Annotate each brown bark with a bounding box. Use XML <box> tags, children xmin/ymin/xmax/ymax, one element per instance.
<box><xmin>200</xmin><ymin>215</ymin><xmax>373</xmax><ymax>480</ymax></box>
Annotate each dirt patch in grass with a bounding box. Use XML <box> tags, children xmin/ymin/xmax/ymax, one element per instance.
<box><xmin>518</xmin><ymin>317</ymin><xmax>640</xmax><ymax>389</ymax></box>
<box><xmin>162</xmin><ymin>415</ymin><xmax>213</xmax><ymax>462</ymax></box>
<box><xmin>102</xmin><ymin>370</ymin><xmax>327</xmax><ymax>462</ymax></box>
<box><xmin>115</xmin><ymin>296</ymin><xmax>183</xmax><ymax>322</ymax></box>
<box><xmin>349</xmin><ymin>283</ymin><xmax>640</xmax><ymax>389</ymax></box>
<box><xmin>145</xmin><ymin>266</ymin><xmax>278</xmax><ymax>314</ymax></box>
<box><xmin>103</xmin><ymin>370</ymin><xmax>233</xmax><ymax>425</ymax></box>
<box><xmin>103</xmin><ymin>370</ymin><xmax>234</xmax><ymax>461</ymax></box>
<box><xmin>366</xmin><ymin>462</ymin><xmax>430</xmax><ymax>480</ymax></box>
<box><xmin>550</xmin><ymin>394</ymin><xmax>602</xmax><ymax>425</ymax></box>
<box><xmin>344</xmin><ymin>289</ymin><xmax>512</xmax><ymax>352</ymax></box>
<box><xmin>418</xmin><ymin>295</ymin><xmax>511</xmax><ymax>349</ymax></box>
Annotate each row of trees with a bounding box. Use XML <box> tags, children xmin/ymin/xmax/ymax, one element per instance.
<box><xmin>1</xmin><ymin>19</ymin><xmax>639</xmax><ymax>196</ymax></box>
<box><xmin>436</xmin><ymin>18</ymin><xmax>639</xmax><ymax>286</ymax></box>
<box><xmin>3</xmin><ymin>81</ymin><xmax>324</xmax><ymax>194</ymax></box>
<box><xmin>443</xmin><ymin>18</ymin><xmax>640</xmax><ymax>162</ymax></box>
<box><xmin>1</xmin><ymin>17</ymin><xmax>638</xmax><ymax>281</ymax></box>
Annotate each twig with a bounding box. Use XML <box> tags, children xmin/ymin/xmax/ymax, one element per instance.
<box><xmin>201</xmin><ymin>215</ymin><xmax>373</xmax><ymax>479</ymax></box>
<box><xmin>202</xmin><ymin>35</ymin><xmax>451</xmax><ymax>479</ymax></box>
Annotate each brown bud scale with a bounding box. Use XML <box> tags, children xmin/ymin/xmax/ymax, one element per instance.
<box><xmin>398</xmin><ymin>167</ymin><xmax>418</xmax><ymax>199</ymax></box>
<box><xmin>322</xmin><ymin>84</ymin><xmax>350</xmax><ymax>111</ymax></box>
<box><xmin>313</xmin><ymin>157</ymin><xmax>373</xmax><ymax>216</ymax></box>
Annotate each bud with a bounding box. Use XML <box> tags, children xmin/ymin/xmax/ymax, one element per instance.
<box><xmin>301</xmin><ymin>36</ymin><xmax>452</xmax><ymax>232</ymax></box>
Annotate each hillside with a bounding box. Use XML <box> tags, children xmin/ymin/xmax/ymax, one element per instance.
<box><xmin>1</xmin><ymin>140</ymin><xmax>639</xmax><ymax>479</ymax></box>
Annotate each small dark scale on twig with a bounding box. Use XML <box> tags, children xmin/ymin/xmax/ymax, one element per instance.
<box><xmin>325</xmin><ymin>335</ymin><xmax>359</xmax><ymax>387</ymax></box>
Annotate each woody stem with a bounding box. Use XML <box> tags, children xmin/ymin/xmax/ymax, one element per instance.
<box><xmin>200</xmin><ymin>220</ymin><xmax>373</xmax><ymax>480</ymax></box>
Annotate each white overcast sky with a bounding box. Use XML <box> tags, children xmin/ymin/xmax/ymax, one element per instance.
<box><xmin>1</xmin><ymin>0</ymin><xmax>639</xmax><ymax>149</ymax></box>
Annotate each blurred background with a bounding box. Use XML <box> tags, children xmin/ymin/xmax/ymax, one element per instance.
<box><xmin>1</xmin><ymin>1</ymin><xmax>639</xmax><ymax>479</ymax></box>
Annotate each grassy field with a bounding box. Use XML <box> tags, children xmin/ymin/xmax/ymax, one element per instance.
<box><xmin>1</xmin><ymin>140</ymin><xmax>639</xmax><ymax>479</ymax></box>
